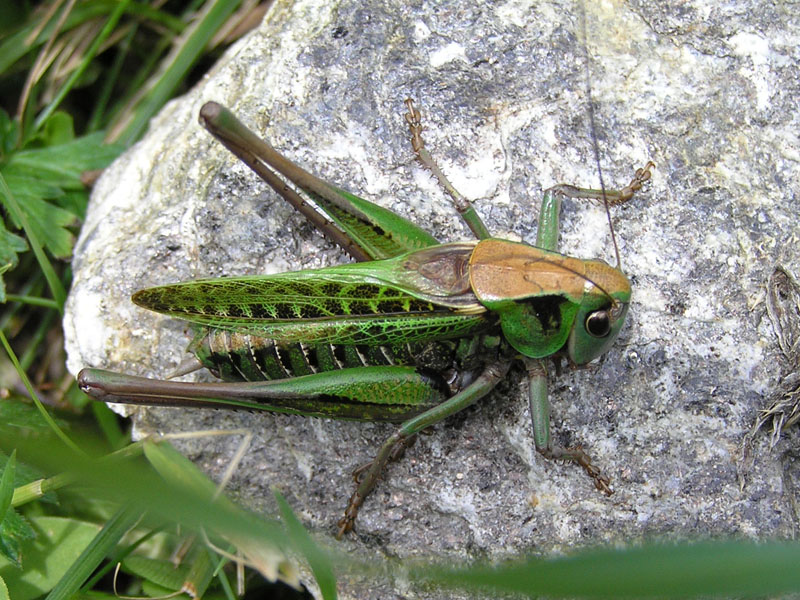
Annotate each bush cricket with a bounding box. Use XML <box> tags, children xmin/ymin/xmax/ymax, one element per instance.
<box><xmin>78</xmin><ymin>99</ymin><xmax>653</xmax><ymax>537</ymax></box>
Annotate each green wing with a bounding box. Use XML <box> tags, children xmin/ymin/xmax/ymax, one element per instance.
<box><xmin>133</xmin><ymin>243</ymin><xmax>490</xmax><ymax>346</ymax></box>
<box><xmin>312</xmin><ymin>185</ymin><xmax>441</xmax><ymax>260</ymax></box>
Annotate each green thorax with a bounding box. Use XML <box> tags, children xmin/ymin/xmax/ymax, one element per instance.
<box><xmin>468</xmin><ymin>239</ymin><xmax>631</xmax><ymax>361</ymax></box>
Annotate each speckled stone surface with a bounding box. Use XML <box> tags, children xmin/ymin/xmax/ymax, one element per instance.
<box><xmin>65</xmin><ymin>1</ymin><xmax>800</xmax><ymax>597</ymax></box>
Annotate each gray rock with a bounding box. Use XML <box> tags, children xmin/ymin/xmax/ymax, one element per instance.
<box><xmin>64</xmin><ymin>0</ymin><xmax>800</xmax><ymax>597</ymax></box>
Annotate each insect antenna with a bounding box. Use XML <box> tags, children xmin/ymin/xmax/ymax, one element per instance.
<box><xmin>578</xmin><ymin>2</ymin><xmax>622</xmax><ymax>271</ymax></box>
<box><xmin>531</xmin><ymin>255</ymin><xmax>621</xmax><ymax>308</ymax></box>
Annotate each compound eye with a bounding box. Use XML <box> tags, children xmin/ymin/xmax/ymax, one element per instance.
<box><xmin>585</xmin><ymin>310</ymin><xmax>612</xmax><ymax>338</ymax></box>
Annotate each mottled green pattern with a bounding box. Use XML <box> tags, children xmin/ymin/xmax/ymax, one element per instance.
<box><xmin>134</xmin><ymin>276</ymin><xmax>439</xmax><ymax>320</ymax></box>
<box><xmin>320</xmin><ymin>187</ymin><xmax>440</xmax><ymax>259</ymax></box>
<box><xmin>78</xmin><ymin>366</ymin><xmax>447</xmax><ymax>422</ymax></box>
<box><xmin>133</xmin><ymin>264</ymin><xmax>490</xmax><ymax>346</ymax></box>
<box><xmin>132</xmin><ymin>366</ymin><xmax>448</xmax><ymax>421</ymax></box>
<box><xmin>191</xmin><ymin>312</ymin><xmax>486</xmax><ymax>346</ymax></box>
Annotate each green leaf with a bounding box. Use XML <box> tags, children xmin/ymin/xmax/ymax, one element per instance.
<box><xmin>123</xmin><ymin>555</ymin><xmax>189</xmax><ymax>592</ymax></box>
<box><xmin>0</xmin><ymin>574</ymin><xmax>8</xmax><ymax>600</ymax></box>
<box><xmin>141</xmin><ymin>578</ymin><xmax>178</xmax><ymax>598</ymax></box>
<box><xmin>54</xmin><ymin>189</ymin><xmax>89</xmax><ymax>221</ymax></box>
<box><xmin>183</xmin><ymin>546</ymin><xmax>214</xmax><ymax>600</ymax></box>
<box><xmin>0</xmin><ymin>399</ymin><xmax>61</xmax><ymax>436</ymax></box>
<box><xmin>1</xmin><ymin>170</ymin><xmax>64</xmax><ymax>200</ymax></box>
<box><xmin>38</xmin><ymin>112</ymin><xmax>75</xmax><ymax>148</ymax></box>
<box><xmin>0</xmin><ymin>174</ymin><xmax>66</xmax><ymax>309</ymax></box>
<box><xmin>0</xmin><ymin>449</ymin><xmax>58</xmax><ymax>505</ymax></box>
<box><xmin>0</xmin><ymin>179</ymin><xmax>76</xmax><ymax>258</ymax></box>
<box><xmin>0</xmin><ymin>516</ymin><xmax>101</xmax><ymax>600</ymax></box>
<box><xmin>143</xmin><ymin>439</ymin><xmax>220</xmax><ymax>500</ymax></box>
<box><xmin>0</xmin><ymin>113</ymin><xmax>121</xmax><ymax>295</ymax></box>
<box><xmin>20</xmin><ymin>112</ymin><xmax>77</xmax><ymax>152</ymax></box>
<box><xmin>0</xmin><ymin>225</ymin><xmax>28</xmax><ymax>262</ymax></box>
<box><xmin>122</xmin><ymin>539</ymin><xmax>216</xmax><ymax>600</ymax></box>
<box><xmin>11</xmin><ymin>131</ymin><xmax>121</xmax><ymax>191</ymax></box>
<box><xmin>275</xmin><ymin>490</ymin><xmax>337</xmax><ymax>600</ymax></box>
<box><xmin>0</xmin><ymin>452</ymin><xmax>14</xmax><ymax>524</ymax></box>
<box><xmin>0</xmin><ymin>127</ymin><xmax>122</xmax><ymax>257</ymax></box>
<box><xmin>0</xmin><ymin>454</ymin><xmax>35</xmax><ymax>567</ymax></box>
<box><xmin>0</xmin><ymin>509</ymin><xmax>35</xmax><ymax>568</ymax></box>
<box><xmin>0</xmin><ymin>223</ymin><xmax>27</xmax><ymax>302</ymax></box>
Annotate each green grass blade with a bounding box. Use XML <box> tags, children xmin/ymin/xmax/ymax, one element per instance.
<box><xmin>274</xmin><ymin>489</ymin><xmax>337</xmax><ymax>600</ymax></box>
<box><xmin>86</xmin><ymin>25</ymin><xmax>137</xmax><ymax>133</ymax></box>
<box><xmin>32</xmin><ymin>0</ymin><xmax>132</xmax><ymax>135</ymax></box>
<box><xmin>142</xmin><ymin>438</ymin><xmax>219</xmax><ymax>499</ymax></box>
<box><xmin>0</xmin><ymin>329</ymin><xmax>81</xmax><ymax>454</ymax></box>
<box><xmin>89</xmin><ymin>402</ymin><xmax>128</xmax><ymax>451</ymax></box>
<box><xmin>2</xmin><ymin>294</ymin><xmax>59</xmax><ymax>309</ymax></box>
<box><xmin>412</xmin><ymin>540</ymin><xmax>800</xmax><ymax>598</ymax></box>
<box><xmin>79</xmin><ymin>526</ymin><xmax>162</xmax><ymax>594</ymax></box>
<box><xmin>18</xmin><ymin>308</ymin><xmax>54</xmax><ymax>371</ymax></box>
<box><xmin>115</xmin><ymin>0</ymin><xmax>243</xmax><ymax>146</ymax></box>
<box><xmin>0</xmin><ymin>1</ymin><xmax>186</xmax><ymax>77</ymax></box>
<box><xmin>214</xmin><ymin>561</ymin><xmax>237</xmax><ymax>600</ymax></box>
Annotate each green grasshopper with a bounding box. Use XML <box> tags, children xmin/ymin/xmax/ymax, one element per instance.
<box><xmin>78</xmin><ymin>100</ymin><xmax>653</xmax><ymax>537</ymax></box>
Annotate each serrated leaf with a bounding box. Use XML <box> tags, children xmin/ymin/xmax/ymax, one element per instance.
<box><xmin>53</xmin><ymin>189</ymin><xmax>89</xmax><ymax>221</ymax></box>
<box><xmin>0</xmin><ymin>452</ymin><xmax>14</xmax><ymax>524</ymax></box>
<box><xmin>0</xmin><ymin>574</ymin><xmax>8</xmax><ymax>600</ymax></box>
<box><xmin>0</xmin><ymin>222</ymin><xmax>27</xmax><ymax>302</ymax></box>
<box><xmin>0</xmin><ymin>509</ymin><xmax>34</xmax><ymax>568</ymax></box>
<box><xmin>0</xmin><ymin>128</ymin><xmax>121</xmax><ymax>270</ymax></box>
<box><xmin>0</xmin><ymin>535</ymin><xmax>18</xmax><ymax>570</ymax></box>
<box><xmin>0</xmin><ymin>219</ymin><xmax>28</xmax><ymax>254</ymax></box>
<box><xmin>2</xmin><ymin>169</ymin><xmax>66</xmax><ymax>201</ymax></box>
<box><xmin>1</xmin><ymin>188</ymin><xmax>76</xmax><ymax>258</ymax></box>
<box><xmin>0</xmin><ymin>516</ymin><xmax>100</xmax><ymax>600</ymax></box>
<box><xmin>10</xmin><ymin>132</ymin><xmax>121</xmax><ymax>190</ymax></box>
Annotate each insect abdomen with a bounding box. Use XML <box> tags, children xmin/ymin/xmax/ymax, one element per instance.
<box><xmin>192</xmin><ymin>328</ymin><xmax>497</xmax><ymax>395</ymax></box>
